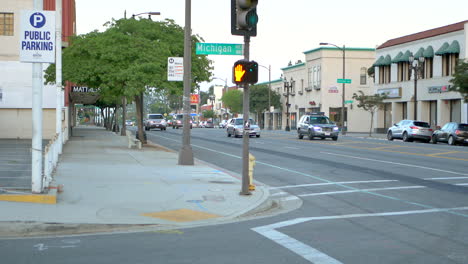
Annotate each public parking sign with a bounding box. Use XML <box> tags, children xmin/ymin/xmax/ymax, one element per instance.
<box><xmin>19</xmin><ymin>10</ymin><xmax>56</xmax><ymax>63</ymax></box>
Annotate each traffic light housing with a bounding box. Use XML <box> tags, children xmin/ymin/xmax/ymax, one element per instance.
<box><xmin>233</xmin><ymin>60</ymin><xmax>258</xmax><ymax>85</ymax></box>
<box><xmin>231</xmin><ymin>0</ymin><xmax>258</xmax><ymax>37</ymax></box>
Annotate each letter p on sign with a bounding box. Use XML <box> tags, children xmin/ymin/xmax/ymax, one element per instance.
<box><xmin>30</xmin><ymin>12</ymin><xmax>46</xmax><ymax>28</ymax></box>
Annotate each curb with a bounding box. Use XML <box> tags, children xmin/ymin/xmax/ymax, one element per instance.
<box><xmin>0</xmin><ymin>187</ymin><xmax>57</xmax><ymax>204</ymax></box>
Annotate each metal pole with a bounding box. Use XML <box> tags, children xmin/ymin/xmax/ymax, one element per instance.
<box><xmin>55</xmin><ymin>0</ymin><xmax>63</xmax><ymax>152</ymax></box>
<box><xmin>240</xmin><ymin>35</ymin><xmax>251</xmax><ymax>195</ymax></box>
<box><xmin>178</xmin><ymin>0</ymin><xmax>194</xmax><ymax>165</ymax></box>
<box><xmin>341</xmin><ymin>45</ymin><xmax>346</xmax><ymax>135</ymax></box>
<box><xmin>32</xmin><ymin>0</ymin><xmax>43</xmax><ymax>193</ymax></box>
<box><xmin>414</xmin><ymin>65</ymin><xmax>417</xmax><ymax>120</ymax></box>
<box><xmin>268</xmin><ymin>65</ymin><xmax>271</xmax><ymax>130</ymax></box>
<box><xmin>285</xmin><ymin>81</ymin><xmax>290</xmax><ymax>131</ymax></box>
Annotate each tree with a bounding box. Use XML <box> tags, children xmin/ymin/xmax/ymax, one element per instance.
<box><xmin>202</xmin><ymin>110</ymin><xmax>215</xmax><ymax>119</ymax></box>
<box><xmin>450</xmin><ymin>60</ymin><xmax>468</xmax><ymax>101</ymax></box>
<box><xmin>352</xmin><ymin>91</ymin><xmax>387</xmax><ymax>137</ymax></box>
<box><xmin>221</xmin><ymin>89</ymin><xmax>243</xmax><ymax>115</ymax></box>
<box><xmin>44</xmin><ymin>18</ymin><xmax>212</xmax><ymax>144</ymax></box>
<box><xmin>367</xmin><ymin>65</ymin><xmax>375</xmax><ymax>82</ymax></box>
<box><xmin>249</xmin><ymin>84</ymin><xmax>282</xmax><ymax>127</ymax></box>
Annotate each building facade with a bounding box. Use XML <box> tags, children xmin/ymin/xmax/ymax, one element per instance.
<box><xmin>0</xmin><ymin>0</ymin><xmax>76</xmax><ymax>139</ymax></box>
<box><xmin>374</xmin><ymin>20</ymin><xmax>467</xmax><ymax>132</ymax></box>
<box><xmin>264</xmin><ymin>47</ymin><xmax>376</xmax><ymax>132</ymax></box>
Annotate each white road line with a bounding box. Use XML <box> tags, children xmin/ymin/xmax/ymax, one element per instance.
<box><xmin>253</xmin><ymin>229</ymin><xmax>343</xmax><ymax>264</ymax></box>
<box><xmin>284</xmin><ymin>146</ymin><xmax>300</xmax><ymax>150</ymax></box>
<box><xmin>299</xmin><ymin>186</ymin><xmax>424</xmax><ymax>197</ymax></box>
<box><xmin>252</xmin><ymin>206</ymin><xmax>468</xmax><ymax>264</ymax></box>
<box><xmin>425</xmin><ymin>176</ymin><xmax>468</xmax><ymax>180</ymax></box>
<box><xmin>457</xmin><ymin>183</ymin><xmax>468</xmax><ymax>186</ymax></box>
<box><xmin>321</xmin><ymin>152</ymin><xmax>468</xmax><ymax>176</ymax></box>
<box><xmin>270</xmin><ymin>180</ymin><xmax>398</xmax><ymax>190</ymax></box>
<box><xmin>280</xmin><ymin>196</ymin><xmax>300</xmax><ymax>201</ymax></box>
<box><xmin>271</xmin><ymin>191</ymin><xmax>288</xmax><ymax>196</ymax></box>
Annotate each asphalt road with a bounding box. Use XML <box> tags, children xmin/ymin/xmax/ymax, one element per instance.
<box><xmin>2</xmin><ymin>127</ymin><xmax>468</xmax><ymax>264</ymax></box>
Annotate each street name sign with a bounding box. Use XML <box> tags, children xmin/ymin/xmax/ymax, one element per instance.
<box><xmin>196</xmin><ymin>43</ymin><xmax>243</xmax><ymax>55</ymax></box>
<box><xmin>167</xmin><ymin>57</ymin><xmax>183</xmax><ymax>81</ymax></box>
<box><xmin>337</xmin><ymin>78</ymin><xmax>352</xmax><ymax>84</ymax></box>
<box><xmin>345</xmin><ymin>100</ymin><xmax>354</xmax><ymax>104</ymax></box>
<box><xmin>19</xmin><ymin>10</ymin><xmax>56</xmax><ymax>63</ymax></box>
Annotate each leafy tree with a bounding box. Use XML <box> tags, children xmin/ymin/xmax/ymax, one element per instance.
<box><xmin>221</xmin><ymin>89</ymin><xmax>243</xmax><ymax>115</ymax></box>
<box><xmin>367</xmin><ymin>66</ymin><xmax>375</xmax><ymax>82</ymax></box>
<box><xmin>202</xmin><ymin>109</ymin><xmax>215</xmax><ymax>119</ymax></box>
<box><xmin>199</xmin><ymin>90</ymin><xmax>210</xmax><ymax>106</ymax></box>
<box><xmin>44</xmin><ymin>18</ymin><xmax>212</xmax><ymax>143</ymax></box>
<box><xmin>352</xmin><ymin>91</ymin><xmax>387</xmax><ymax>137</ymax></box>
<box><xmin>450</xmin><ymin>60</ymin><xmax>468</xmax><ymax>101</ymax></box>
<box><xmin>249</xmin><ymin>84</ymin><xmax>282</xmax><ymax>127</ymax></box>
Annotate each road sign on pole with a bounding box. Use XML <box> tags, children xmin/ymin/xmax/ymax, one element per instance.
<box><xmin>20</xmin><ymin>10</ymin><xmax>56</xmax><ymax>63</ymax></box>
<box><xmin>167</xmin><ymin>57</ymin><xmax>183</xmax><ymax>81</ymax></box>
<box><xmin>195</xmin><ymin>43</ymin><xmax>243</xmax><ymax>55</ymax></box>
<box><xmin>337</xmin><ymin>78</ymin><xmax>352</xmax><ymax>84</ymax></box>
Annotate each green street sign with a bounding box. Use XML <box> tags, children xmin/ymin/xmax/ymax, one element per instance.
<box><xmin>345</xmin><ymin>100</ymin><xmax>354</xmax><ymax>104</ymax></box>
<box><xmin>196</xmin><ymin>43</ymin><xmax>243</xmax><ymax>55</ymax></box>
<box><xmin>337</xmin><ymin>78</ymin><xmax>352</xmax><ymax>84</ymax></box>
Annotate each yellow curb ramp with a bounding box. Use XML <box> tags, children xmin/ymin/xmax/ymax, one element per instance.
<box><xmin>0</xmin><ymin>189</ymin><xmax>57</xmax><ymax>204</ymax></box>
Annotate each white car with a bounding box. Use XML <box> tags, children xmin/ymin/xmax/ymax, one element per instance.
<box><xmin>226</xmin><ymin>118</ymin><xmax>261</xmax><ymax>138</ymax></box>
<box><xmin>219</xmin><ymin>120</ymin><xmax>228</xmax><ymax>129</ymax></box>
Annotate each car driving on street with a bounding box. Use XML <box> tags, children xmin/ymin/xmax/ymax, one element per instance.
<box><xmin>144</xmin><ymin>114</ymin><xmax>167</xmax><ymax>131</ymax></box>
<box><xmin>226</xmin><ymin>118</ymin><xmax>261</xmax><ymax>138</ymax></box>
<box><xmin>297</xmin><ymin>112</ymin><xmax>339</xmax><ymax>141</ymax></box>
<box><xmin>172</xmin><ymin>114</ymin><xmax>192</xmax><ymax>129</ymax></box>
<box><xmin>387</xmin><ymin>120</ymin><xmax>432</xmax><ymax>142</ymax></box>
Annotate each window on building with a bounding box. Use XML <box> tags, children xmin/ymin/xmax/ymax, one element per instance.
<box><xmin>0</xmin><ymin>13</ymin><xmax>14</xmax><ymax>36</ymax></box>
<box><xmin>442</xmin><ymin>54</ymin><xmax>458</xmax><ymax>76</ymax></box>
<box><xmin>360</xmin><ymin>67</ymin><xmax>367</xmax><ymax>85</ymax></box>
<box><xmin>308</xmin><ymin>67</ymin><xmax>313</xmax><ymax>89</ymax></box>
<box><xmin>378</xmin><ymin>65</ymin><xmax>391</xmax><ymax>84</ymax></box>
<box><xmin>397</xmin><ymin>62</ymin><xmax>411</xmax><ymax>82</ymax></box>
<box><xmin>425</xmin><ymin>58</ymin><xmax>433</xmax><ymax>78</ymax></box>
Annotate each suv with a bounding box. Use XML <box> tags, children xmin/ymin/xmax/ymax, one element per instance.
<box><xmin>297</xmin><ymin>112</ymin><xmax>339</xmax><ymax>141</ymax></box>
<box><xmin>431</xmin><ymin>122</ymin><xmax>468</xmax><ymax>145</ymax></box>
<box><xmin>387</xmin><ymin>120</ymin><xmax>433</xmax><ymax>142</ymax></box>
<box><xmin>144</xmin><ymin>114</ymin><xmax>167</xmax><ymax>131</ymax></box>
<box><xmin>172</xmin><ymin>114</ymin><xmax>192</xmax><ymax>129</ymax></box>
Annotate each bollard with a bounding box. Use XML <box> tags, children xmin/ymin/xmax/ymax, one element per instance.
<box><xmin>248</xmin><ymin>153</ymin><xmax>256</xmax><ymax>191</ymax></box>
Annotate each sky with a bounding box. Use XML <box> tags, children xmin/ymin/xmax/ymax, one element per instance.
<box><xmin>75</xmin><ymin>0</ymin><xmax>468</xmax><ymax>91</ymax></box>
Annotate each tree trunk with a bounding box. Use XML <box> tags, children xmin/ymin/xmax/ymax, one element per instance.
<box><xmin>110</xmin><ymin>107</ymin><xmax>116</xmax><ymax>132</ymax></box>
<box><xmin>121</xmin><ymin>97</ymin><xmax>127</xmax><ymax>136</ymax></box>
<box><xmin>135</xmin><ymin>95</ymin><xmax>146</xmax><ymax>144</ymax></box>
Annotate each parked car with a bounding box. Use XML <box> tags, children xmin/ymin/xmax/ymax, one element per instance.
<box><xmin>199</xmin><ymin>121</ymin><xmax>206</xmax><ymax>128</ymax></box>
<box><xmin>387</xmin><ymin>120</ymin><xmax>432</xmax><ymax>142</ymax></box>
<box><xmin>205</xmin><ymin>121</ymin><xmax>214</xmax><ymax>128</ymax></box>
<box><xmin>172</xmin><ymin>114</ymin><xmax>192</xmax><ymax>129</ymax></box>
<box><xmin>144</xmin><ymin>114</ymin><xmax>167</xmax><ymax>131</ymax></box>
<box><xmin>431</xmin><ymin>122</ymin><xmax>468</xmax><ymax>145</ymax></box>
<box><xmin>192</xmin><ymin>121</ymin><xmax>199</xmax><ymax>128</ymax></box>
<box><xmin>297</xmin><ymin>112</ymin><xmax>339</xmax><ymax>141</ymax></box>
<box><xmin>219</xmin><ymin>120</ymin><xmax>228</xmax><ymax>129</ymax></box>
<box><xmin>226</xmin><ymin>118</ymin><xmax>261</xmax><ymax>138</ymax></box>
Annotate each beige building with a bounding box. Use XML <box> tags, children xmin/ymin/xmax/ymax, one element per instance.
<box><xmin>264</xmin><ymin>47</ymin><xmax>376</xmax><ymax>132</ymax></box>
<box><xmin>374</xmin><ymin>20</ymin><xmax>467</xmax><ymax>132</ymax></box>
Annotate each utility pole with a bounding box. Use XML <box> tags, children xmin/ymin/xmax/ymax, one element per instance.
<box><xmin>55</xmin><ymin>0</ymin><xmax>63</xmax><ymax>153</ymax></box>
<box><xmin>241</xmin><ymin>35</ymin><xmax>251</xmax><ymax>195</ymax></box>
<box><xmin>178</xmin><ymin>0</ymin><xmax>194</xmax><ymax>165</ymax></box>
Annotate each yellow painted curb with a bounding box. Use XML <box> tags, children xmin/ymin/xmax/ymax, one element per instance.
<box><xmin>0</xmin><ymin>193</ymin><xmax>57</xmax><ymax>204</ymax></box>
<box><xmin>142</xmin><ymin>208</ymin><xmax>219</xmax><ymax>222</ymax></box>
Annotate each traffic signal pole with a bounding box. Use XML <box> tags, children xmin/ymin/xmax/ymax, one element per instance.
<box><xmin>241</xmin><ymin>35</ymin><xmax>251</xmax><ymax>195</ymax></box>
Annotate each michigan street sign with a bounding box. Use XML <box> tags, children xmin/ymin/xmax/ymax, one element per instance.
<box><xmin>196</xmin><ymin>43</ymin><xmax>243</xmax><ymax>55</ymax></box>
<box><xmin>19</xmin><ymin>10</ymin><xmax>56</xmax><ymax>63</ymax></box>
<box><xmin>337</xmin><ymin>78</ymin><xmax>352</xmax><ymax>84</ymax></box>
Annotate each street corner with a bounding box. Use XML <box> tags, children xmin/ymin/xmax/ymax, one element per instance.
<box><xmin>0</xmin><ymin>187</ymin><xmax>58</xmax><ymax>204</ymax></box>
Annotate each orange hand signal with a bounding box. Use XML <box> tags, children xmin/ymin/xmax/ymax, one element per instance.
<box><xmin>234</xmin><ymin>64</ymin><xmax>246</xmax><ymax>82</ymax></box>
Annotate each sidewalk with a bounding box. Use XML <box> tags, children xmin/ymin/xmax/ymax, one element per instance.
<box><xmin>0</xmin><ymin>126</ymin><xmax>269</xmax><ymax>232</ymax></box>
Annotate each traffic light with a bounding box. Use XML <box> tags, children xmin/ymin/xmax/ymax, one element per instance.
<box><xmin>232</xmin><ymin>60</ymin><xmax>258</xmax><ymax>85</ymax></box>
<box><xmin>231</xmin><ymin>0</ymin><xmax>258</xmax><ymax>37</ymax></box>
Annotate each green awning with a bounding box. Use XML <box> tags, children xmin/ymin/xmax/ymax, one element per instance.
<box><xmin>399</xmin><ymin>50</ymin><xmax>412</xmax><ymax>62</ymax></box>
<box><xmin>435</xmin><ymin>42</ymin><xmax>449</xmax><ymax>56</ymax></box>
<box><xmin>382</xmin><ymin>55</ymin><xmax>392</xmax><ymax>65</ymax></box>
<box><xmin>445</xmin><ymin>40</ymin><xmax>460</xmax><ymax>54</ymax></box>
<box><xmin>423</xmin><ymin>46</ymin><xmax>434</xmax><ymax>58</ymax></box>
<box><xmin>373</xmin><ymin>56</ymin><xmax>385</xmax><ymax>66</ymax></box>
<box><xmin>413</xmin><ymin>48</ymin><xmax>425</xmax><ymax>59</ymax></box>
<box><xmin>392</xmin><ymin>52</ymin><xmax>403</xmax><ymax>63</ymax></box>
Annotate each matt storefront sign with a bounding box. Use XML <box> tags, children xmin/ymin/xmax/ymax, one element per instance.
<box><xmin>19</xmin><ymin>10</ymin><xmax>56</xmax><ymax>63</ymax></box>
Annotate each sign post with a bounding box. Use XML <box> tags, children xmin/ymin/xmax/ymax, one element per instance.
<box><xmin>20</xmin><ymin>8</ymin><xmax>56</xmax><ymax>193</ymax></box>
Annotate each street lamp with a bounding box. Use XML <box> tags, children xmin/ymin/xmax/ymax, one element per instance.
<box><xmin>320</xmin><ymin>42</ymin><xmax>346</xmax><ymax>135</ymax></box>
<box><xmin>409</xmin><ymin>54</ymin><xmax>425</xmax><ymax>120</ymax></box>
<box><xmin>132</xmin><ymin>11</ymin><xmax>161</xmax><ymax>19</ymax></box>
<box><xmin>283</xmin><ymin>76</ymin><xmax>294</xmax><ymax>131</ymax></box>
<box><xmin>259</xmin><ymin>64</ymin><xmax>271</xmax><ymax>129</ymax></box>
